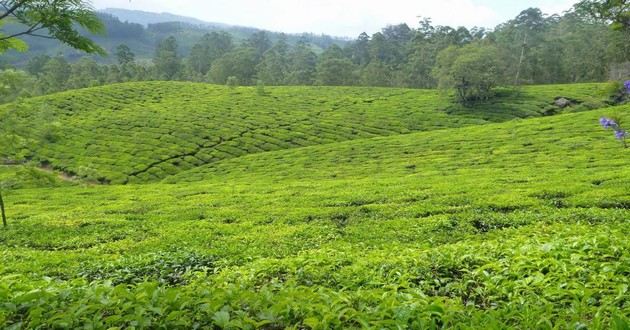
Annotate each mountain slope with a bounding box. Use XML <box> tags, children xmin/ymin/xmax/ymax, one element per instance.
<box><xmin>0</xmin><ymin>9</ymin><xmax>347</xmax><ymax>65</ymax></box>
<box><xmin>167</xmin><ymin>103</ymin><xmax>630</xmax><ymax>185</ymax></box>
<box><xmin>101</xmin><ymin>8</ymin><xmax>231</xmax><ymax>27</ymax></box>
<box><xmin>0</xmin><ymin>82</ymin><xmax>611</xmax><ymax>184</ymax></box>
<box><xmin>1</xmin><ymin>104</ymin><xmax>629</xmax><ymax>328</ymax></box>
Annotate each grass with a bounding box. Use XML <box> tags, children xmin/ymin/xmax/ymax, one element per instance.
<box><xmin>0</xmin><ymin>77</ymin><xmax>628</xmax><ymax>328</ymax></box>
<box><xmin>0</xmin><ymin>81</ymin><xmax>612</xmax><ymax>184</ymax></box>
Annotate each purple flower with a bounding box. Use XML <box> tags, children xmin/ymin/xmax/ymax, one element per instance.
<box><xmin>599</xmin><ymin>116</ymin><xmax>627</xmax><ymax>147</ymax></box>
<box><xmin>624</xmin><ymin>80</ymin><xmax>630</xmax><ymax>94</ymax></box>
<box><xmin>600</xmin><ymin>117</ymin><xmax>617</xmax><ymax>129</ymax></box>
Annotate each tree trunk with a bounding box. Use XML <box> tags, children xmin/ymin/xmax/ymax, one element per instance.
<box><xmin>0</xmin><ymin>189</ymin><xmax>6</xmax><ymax>228</ymax></box>
<box><xmin>514</xmin><ymin>34</ymin><xmax>527</xmax><ymax>86</ymax></box>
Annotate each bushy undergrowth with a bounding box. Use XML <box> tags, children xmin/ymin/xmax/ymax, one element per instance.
<box><xmin>0</xmin><ymin>82</ymin><xmax>611</xmax><ymax>184</ymax></box>
<box><xmin>0</xmin><ymin>84</ymin><xmax>628</xmax><ymax>328</ymax></box>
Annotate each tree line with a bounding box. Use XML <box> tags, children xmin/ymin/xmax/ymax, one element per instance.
<box><xmin>0</xmin><ymin>5</ymin><xmax>629</xmax><ymax>104</ymax></box>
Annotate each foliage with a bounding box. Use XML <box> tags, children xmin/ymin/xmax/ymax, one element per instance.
<box><xmin>255</xmin><ymin>79</ymin><xmax>265</xmax><ymax>96</ymax></box>
<box><xmin>315</xmin><ymin>45</ymin><xmax>357</xmax><ymax>86</ymax></box>
<box><xmin>1</xmin><ymin>4</ymin><xmax>628</xmax><ymax>99</ymax></box>
<box><xmin>153</xmin><ymin>36</ymin><xmax>181</xmax><ymax>80</ymax></box>
<box><xmin>0</xmin><ymin>81</ymin><xmax>613</xmax><ymax>184</ymax></box>
<box><xmin>600</xmin><ymin>116</ymin><xmax>628</xmax><ymax>147</ymax></box>
<box><xmin>225</xmin><ymin>76</ymin><xmax>239</xmax><ymax>88</ymax></box>
<box><xmin>0</xmin><ymin>2</ymin><xmax>629</xmax><ymax>327</ymax></box>
<box><xmin>0</xmin><ymin>93</ymin><xmax>629</xmax><ymax>327</ymax></box>
<box><xmin>0</xmin><ymin>0</ymin><xmax>105</xmax><ymax>54</ymax></box>
<box><xmin>115</xmin><ymin>44</ymin><xmax>135</xmax><ymax>65</ymax></box>
<box><xmin>605</xmin><ymin>80</ymin><xmax>630</xmax><ymax>104</ymax></box>
<box><xmin>0</xmin><ymin>69</ymin><xmax>34</xmax><ymax>103</ymax></box>
<box><xmin>576</xmin><ymin>0</ymin><xmax>630</xmax><ymax>31</ymax></box>
<box><xmin>79</xmin><ymin>250</ymin><xmax>216</xmax><ymax>286</ymax></box>
<box><xmin>434</xmin><ymin>43</ymin><xmax>500</xmax><ymax>104</ymax></box>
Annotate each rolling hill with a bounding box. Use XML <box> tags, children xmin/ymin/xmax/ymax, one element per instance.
<box><xmin>0</xmin><ymin>82</ymin><xmax>628</xmax><ymax>328</ymax></box>
<box><xmin>0</xmin><ymin>82</ymin><xmax>612</xmax><ymax>184</ymax></box>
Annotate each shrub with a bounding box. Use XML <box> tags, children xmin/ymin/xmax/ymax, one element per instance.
<box><xmin>605</xmin><ymin>80</ymin><xmax>629</xmax><ymax>104</ymax></box>
<box><xmin>226</xmin><ymin>76</ymin><xmax>239</xmax><ymax>89</ymax></box>
<box><xmin>256</xmin><ymin>79</ymin><xmax>266</xmax><ymax>96</ymax></box>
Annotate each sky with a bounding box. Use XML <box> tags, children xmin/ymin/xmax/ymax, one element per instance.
<box><xmin>91</xmin><ymin>0</ymin><xmax>578</xmax><ymax>37</ymax></box>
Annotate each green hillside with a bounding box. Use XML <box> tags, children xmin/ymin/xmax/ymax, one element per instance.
<box><xmin>0</xmin><ymin>87</ymin><xmax>628</xmax><ymax>328</ymax></box>
<box><xmin>0</xmin><ymin>82</ymin><xmax>612</xmax><ymax>184</ymax></box>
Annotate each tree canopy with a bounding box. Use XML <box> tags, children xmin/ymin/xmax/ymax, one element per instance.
<box><xmin>576</xmin><ymin>0</ymin><xmax>630</xmax><ymax>31</ymax></box>
<box><xmin>0</xmin><ymin>0</ymin><xmax>105</xmax><ymax>54</ymax></box>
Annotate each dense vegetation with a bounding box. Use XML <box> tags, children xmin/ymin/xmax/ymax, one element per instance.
<box><xmin>0</xmin><ymin>10</ymin><xmax>345</xmax><ymax>65</ymax></box>
<box><xmin>1</xmin><ymin>5</ymin><xmax>629</xmax><ymax>103</ymax></box>
<box><xmin>0</xmin><ymin>81</ymin><xmax>615</xmax><ymax>184</ymax></box>
<box><xmin>0</xmin><ymin>83</ymin><xmax>629</xmax><ymax>327</ymax></box>
<box><xmin>1</xmin><ymin>0</ymin><xmax>629</xmax><ymax>328</ymax></box>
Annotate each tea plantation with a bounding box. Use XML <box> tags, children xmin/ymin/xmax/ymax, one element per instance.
<box><xmin>0</xmin><ymin>83</ymin><xmax>629</xmax><ymax>329</ymax></box>
<box><xmin>0</xmin><ymin>82</ymin><xmax>610</xmax><ymax>184</ymax></box>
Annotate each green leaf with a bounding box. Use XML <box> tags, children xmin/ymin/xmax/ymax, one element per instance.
<box><xmin>212</xmin><ymin>311</ymin><xmax>230</xmax><ymax>329</ymax></box>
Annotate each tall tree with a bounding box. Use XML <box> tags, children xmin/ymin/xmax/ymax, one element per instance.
<box><xmin>207</xmin><ymin>46</ymin><xmax>257</xmax><ymax>85</ymax></box>
<box><xmin>576</xmin><ymin>0</ymin><xmax>630</xmax><ymax>31</ymax></box>
<box><xmin>349</xmin><ymin>32</ymin><xmax>371</xmax><ymax>66</ymax></box>
<box><xmin>115</xmin><ymin>44</ymin><xmax>135</xmax><ymax>65</ymax></box>
<box><xmin>316</xmin><ymin>45</ymin><xmax>357</xmax><ymax>86</ymax></box>
<box><xmin>493</xmin><ymin>8</ymin><xmax>550</xmax><ymax>85</ymax></box>
<box><xmin>256</xmin><ymin>47</ymin><xmax>288</xmax><ymax>85</ymax></box>
<box><xmin>247</xmin><ymin>31</ymin><xmax>272</xmax><ymax>60</ymax></box>
<box><xmin>187</xmin><ymin>34</ymin><xmax>213</xmax><ymax>78</ymax></box>
<box><xmin>360</xmin><ymin>60</ymin><xmax>392</xmax><ymax>87</ymax></box>
<box><xmin>38</xmin><ymin>55</ymin><xmax>71</xmax><ymax>92</ymax></box>
<box><xmin>66</xmin><ymin>57</ymin><xmax>102</xmax><ymax>89</ymax></box>
<box><xmin>25</xmin><ymin>54</ymin><xmax>51</xmax><ymax>76</ymax></box>
<box><xmin>0</xmin><ymin>68</ymin><xmax>34</xmax><ymax>102</ymax></box>
<box><xmin>153</xmin><ymin>36</ymin><xmax>181</xmax><ymax>80</ymax></box>
<box><xmin>285</xmin><ymin>40</ymin><xmax>317</xmax><ymax>85</ymax></box>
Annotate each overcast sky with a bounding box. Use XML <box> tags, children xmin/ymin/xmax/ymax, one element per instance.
<box><xmin>91</xmin><ymin>0</ymin><xmax>578</xmax><ymax>37</ymax></box>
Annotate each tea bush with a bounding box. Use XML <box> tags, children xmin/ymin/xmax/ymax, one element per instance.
<box><xmin>0</xmin><ymin>83</ymin><xmax>628</xmax><ymax>328</ymax></box>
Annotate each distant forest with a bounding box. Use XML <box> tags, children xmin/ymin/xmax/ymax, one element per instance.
<box><xmin>0</xmin><ymin>5</ymin><xmax>629</xmax><ymax>103</ymax></box>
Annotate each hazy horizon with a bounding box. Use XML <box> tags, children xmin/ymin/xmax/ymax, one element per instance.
<box><xmin>92</xmin><ymin>0</ymin><xmax>577</xmax><ymax>37</ymax></box>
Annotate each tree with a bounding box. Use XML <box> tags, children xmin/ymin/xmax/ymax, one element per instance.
<box><xmin>360</xmin><ymin>60</ymin><xmax>392</xmax><ymax>87</ymax></box>
<box><xmin>493</xmin><ymin>8</ymin><xmax>551</xmax><ymax>85</ymax></box>
<box><xmin>187</xmin><ymin>35</ymin><xmax>213</xmax><ymax>78</ymax></box>
<box><xmin>433</xmin><ymin>43</ymin><xmax>501</xmax><ymax>104</ymax></box>
<box><xmin>0</xmin><ymin>183</ymin><xmax>5</xmax><ymax>227</ymax></box>
<box><xmin>256</xmin><ymin>38</ymin><xmax>290</xmax><ymax>86</ymax></box>
<box><xmin>285</xmin><ymin>40</ymin><xmax>317</xmax><ymax>85</ymax></box>
<box><xmin>207</xmin><ymin>31</ymin><xmax>234</xmax><ymax>61</ymax></box>
<box><xmin>66</xmin><ymin>57</ymin><xmax>102</xmax><ymax>89</ymax></box>
<box><xmin>0</xmin><ymin>69</ymin><xmax>34</xmax><ymax>103</ymax></box>
<box><xmin>115</xmin><ymin>44</ymin><xmax>135</xmax><ymax>65</ymax></box>
<box><xmin>38</xmin><ymin>55</ymin><xmax>71</xmax><ymax>93</ymax></box>
<box><xmin>349</xmin><ymin>32</ymin><xmax>370</xmax><ymax>66</ymax></box>
<box><xmin>207</xmin><ymin>47</ymin><xmax>257</xmax><ymax>85</ymax></box>
<box><xmin>153</xmin><ymin>36</ymin><xmax>181</xmax><ymax>80</ymax></box>
<box><xmin>247</xmin><ymin>31</ymin><xmax>272</xmax><ymax>60</ymax></box>
<box><xmin>316</xmin><ymin>45</ymin><xmax>357</xmax><ymax>86</ymax></box>
<box><xmin>576</xmin><ymin>0</ymin><xmax>630</xmax><ymax>31</ymax></box>
<box><xmin>25</xmin><ymin>54</ymin><xmax>51</xmax><ymax>75</ymax></box>
<box><xmin>0</xmin><ymin>0</ymin><xmax>105</xmax><ymax>54</ymax></box>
